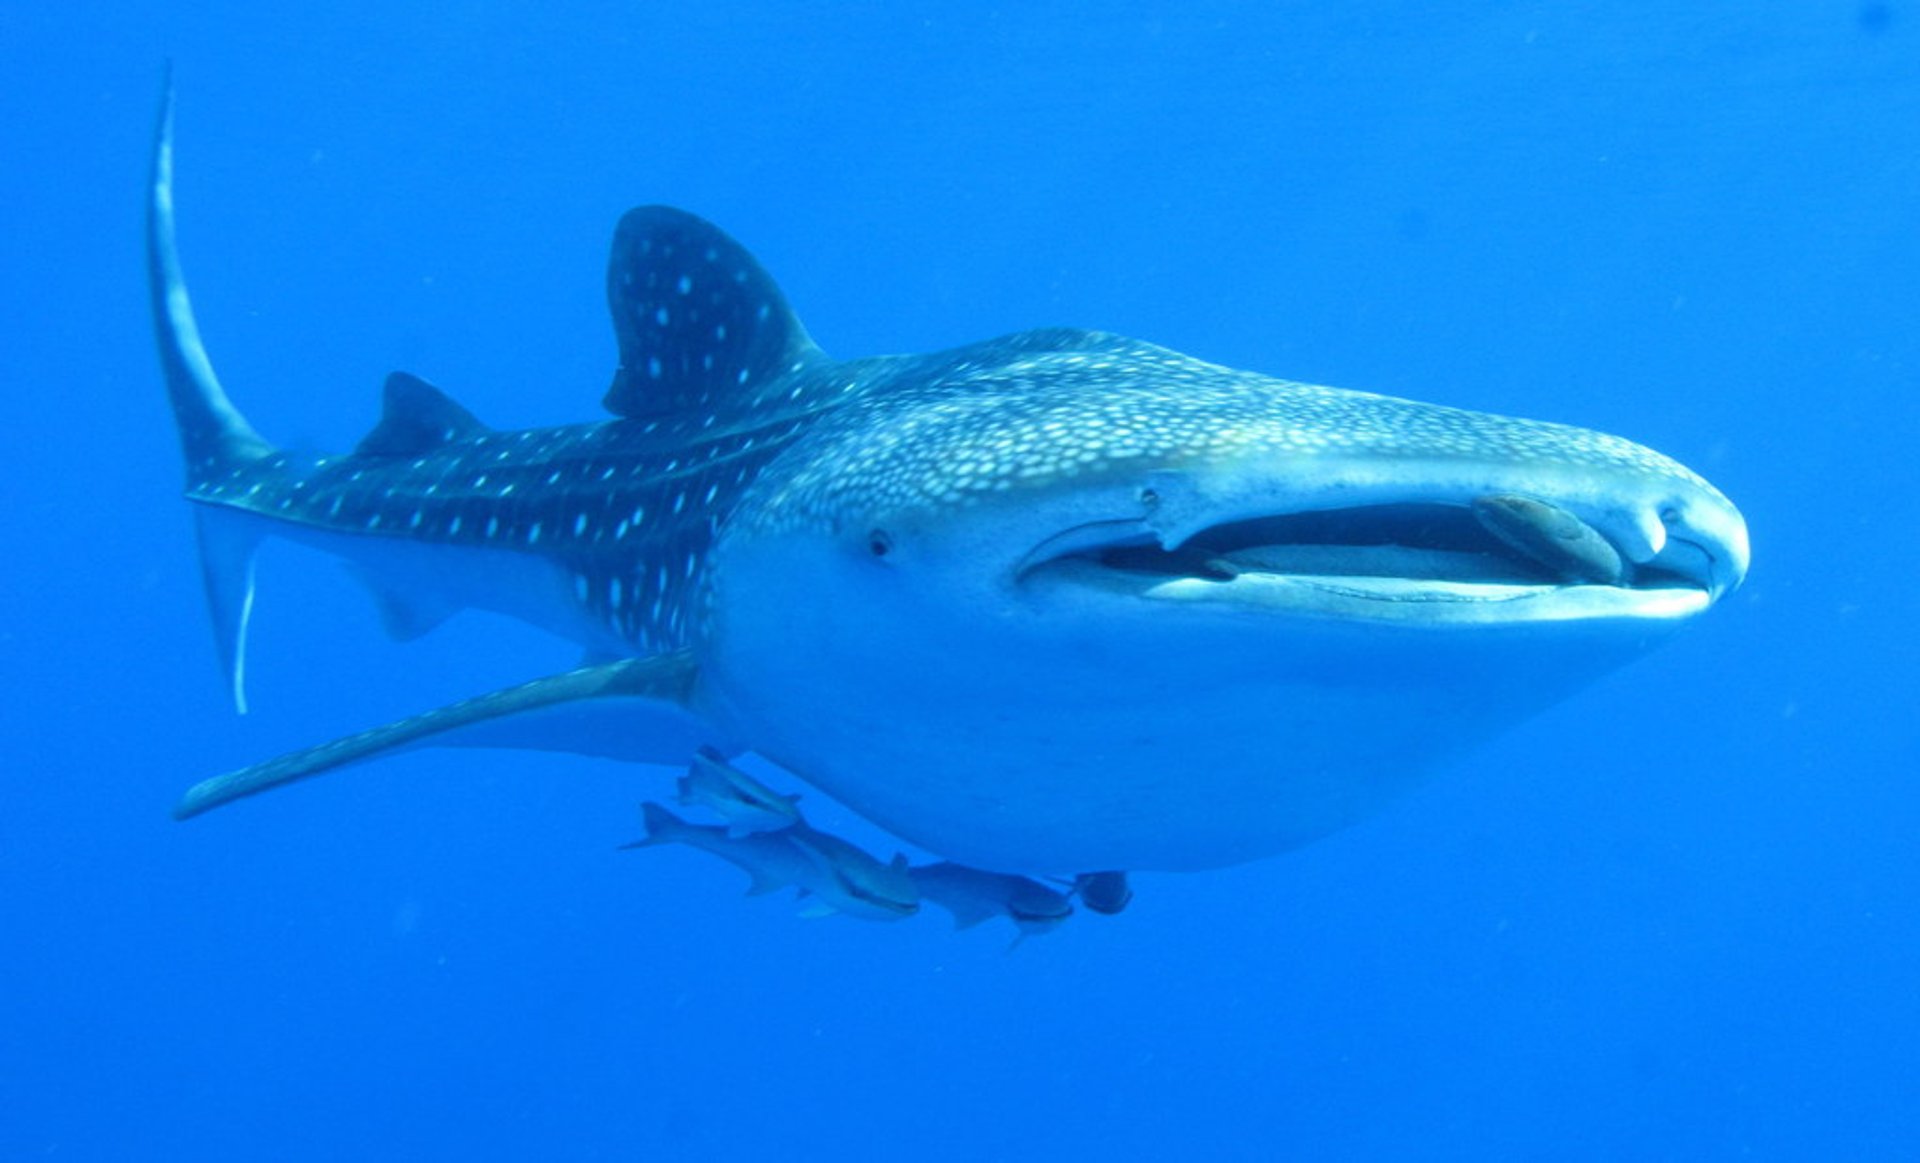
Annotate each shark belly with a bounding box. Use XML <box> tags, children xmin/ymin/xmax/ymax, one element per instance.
<box><xmin>703</xmin><ymin>544</ymin><xmax>1687</xmax><ymax>874</ymax></box>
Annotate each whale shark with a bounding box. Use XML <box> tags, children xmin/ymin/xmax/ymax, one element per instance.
<box><xmin>150</xmin><ymin>83</ymin><xmax>1748</xmax><ymax>888</ymax></box>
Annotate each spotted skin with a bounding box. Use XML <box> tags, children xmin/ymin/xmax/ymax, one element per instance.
<box><xmin>741</xmin><ymin>335</ymin><xmax>1719</xmax><ymax>538</ymax></box>
<box><xmin>188</xmin><ymin>398</ymin><xmax>816</xmax><ymax>654</ymax></box>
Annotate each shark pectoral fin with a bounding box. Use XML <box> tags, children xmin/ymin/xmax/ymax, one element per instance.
<box><xmin>436</xmin><ymin>651</ymin><xmax>712</xmax><ymax>763</ymax></box>
<box><xmin>173</xmin><ymin>652</ymin><xmax>706</xmax><ymax>820</ymax></box>
<box><xmin>192</xmin><ymin>506</ymin><xmax>263</xmax><ymax>715</ymax></box>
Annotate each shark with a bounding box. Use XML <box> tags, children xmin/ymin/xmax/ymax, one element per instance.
<box><xmin>150</xmin><ymin>83</ymin><xmax>1749</xmax><ymax>887</ymax></box>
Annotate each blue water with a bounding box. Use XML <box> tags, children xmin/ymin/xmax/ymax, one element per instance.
<box><xmin>4</xmin><ymin>4</ymin><xmax>1915</xmax><ymax>1158</ymax></box>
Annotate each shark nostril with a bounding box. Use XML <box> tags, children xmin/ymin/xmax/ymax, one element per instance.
<box><xmin>868</xmin><ymin>530</ymin><xmax>893</xmax><ymax>558</ymax></box>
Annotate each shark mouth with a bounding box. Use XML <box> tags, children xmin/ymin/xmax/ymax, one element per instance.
<box><xmin>1019</xmin><ymin>497</ymin><xmax>1717</xmax><ymax>622</ymax></box>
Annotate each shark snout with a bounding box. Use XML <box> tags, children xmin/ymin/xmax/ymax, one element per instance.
<box><xmin>1653</xmin><ymin>493</ymin><xmax>1750</xmax><ymax>598</ymax></box>
<box><xmin>1481</xmin><ymin>490</ymin><xmax>1748</xmax><ymax>599</ymax></box>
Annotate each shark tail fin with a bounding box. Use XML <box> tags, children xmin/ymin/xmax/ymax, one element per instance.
<box><xmin>193</xmin><ymin>507</ymin><xmax>263</xmax><ymax>714</ymax></box>
<box><xmin>148</xmin><ymin>72</ymin><xmax>278</xmax><ymax>713</ymax></box>
<box><xmin>147</xmin><ymin>69</ymin><xmax>273</xmax><ymax>486</ymax></box>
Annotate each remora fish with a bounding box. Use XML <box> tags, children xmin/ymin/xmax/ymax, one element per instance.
<box><xmin>152</xmin><ymin>84</ymin><xmax>1749</xmax><ymax>879</ymax></box>
<box><xmin>626</xmin><ymin>803</ymin><xmax>917</xmax><ymax>922</ymax></box>
<box><xmin>910</xmin><ymin>863</ymin><xmax>1075</xmax><ymax>938</ymax></box>
<box><xmin>779</xmin><ymin>823</ymin><xmax>920</xmax><ymax>920</ymax></box>
<box><xmin>677</xmin><ymin>746</ymin><xmax>804</xmax><ymax>836</ymax></box>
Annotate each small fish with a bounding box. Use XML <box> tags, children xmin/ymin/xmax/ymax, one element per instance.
<box><xmin>626</xmin><ymin>803</ymin><xmax>917</xmax><ymax>922</ymax></box>
<box><xmin>783</xmin><ymin>824</ymin><xmax>921</xmax><ymax>922</ymax></box>
<box><xmin>910</xmin><ymin>862</ymin><xmax>1075</xmax><ymax>938</ymax></box>
<box><xmin>1072</xmin><ymin>871</ymin><xmax>1134</xmax><ymax>915</ymax></box>
<box><xmin>676</xmin><ymin>746</ymin><xmax>804</xmax><ymax>836</ymax></box>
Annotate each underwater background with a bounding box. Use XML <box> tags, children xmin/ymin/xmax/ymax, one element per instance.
<box><xmin>3</xmin><ymin>3</ymin><xmax>1915</xmax><ymax>1158</ymax></box>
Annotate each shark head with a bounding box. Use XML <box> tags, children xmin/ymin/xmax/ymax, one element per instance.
<box><xmin>701</xmin><ymin>325</ymin><xmax>1748</xmax><ymax>873</ymax></box>
<box><xmin>717</xmin><ymin>330</ymin><xmax>1746</xmax><ymax>617</ymax></box>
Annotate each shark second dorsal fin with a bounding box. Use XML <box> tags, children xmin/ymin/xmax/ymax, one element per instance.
<box><xmin>355</xmin><ymin>371</ymin><xmax>489</xmax><ymax>456</ymax></box>
<box><xmin>602</xmin><ymin>206</ymin><xmax>825</xmax><ymax>419</ymax></box>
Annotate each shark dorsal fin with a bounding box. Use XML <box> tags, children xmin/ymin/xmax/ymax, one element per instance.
<box><xmin>602</xmin><ymin>206</ymin><xmax>825</xmax><ymax>420</ymax></box>
<box><xmin>355</xmin><ymin>372</ymin><xmax>489</xmax><ymax>456</ymax></box>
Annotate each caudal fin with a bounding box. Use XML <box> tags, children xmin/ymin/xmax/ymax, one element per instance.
<box><xmin>148</xmin><ymin>71</ymin><xmax>276</xmax><ymax>711</ymax></box>
<box><xmin>147</xmin><ymin>69</ymin><xmax>272</xmax><ymax>484</ymax></box>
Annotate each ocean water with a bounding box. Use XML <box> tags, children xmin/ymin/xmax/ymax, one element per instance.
<box><xmin>3</xmin><ymin>3</ymin><xmax>1915</xmax><ymax>1159</ymax></box>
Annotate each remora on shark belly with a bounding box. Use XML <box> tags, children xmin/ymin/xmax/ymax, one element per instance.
<box><xmin>151</xmin><ymin>79</ymin><xmax>1748</xmax><ymax>883</ymax></box>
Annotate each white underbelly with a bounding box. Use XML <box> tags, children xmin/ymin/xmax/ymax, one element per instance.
<box><xmin>705</xmin><ymin>595</ymin><xmax>1674</xmax><ymax>874</ymax></box>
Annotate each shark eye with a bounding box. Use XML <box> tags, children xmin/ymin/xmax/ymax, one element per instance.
<box><xmin>867</xmin><ymin>530</ymin><xmax>893</xmax><ymax>558</ymax></box>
